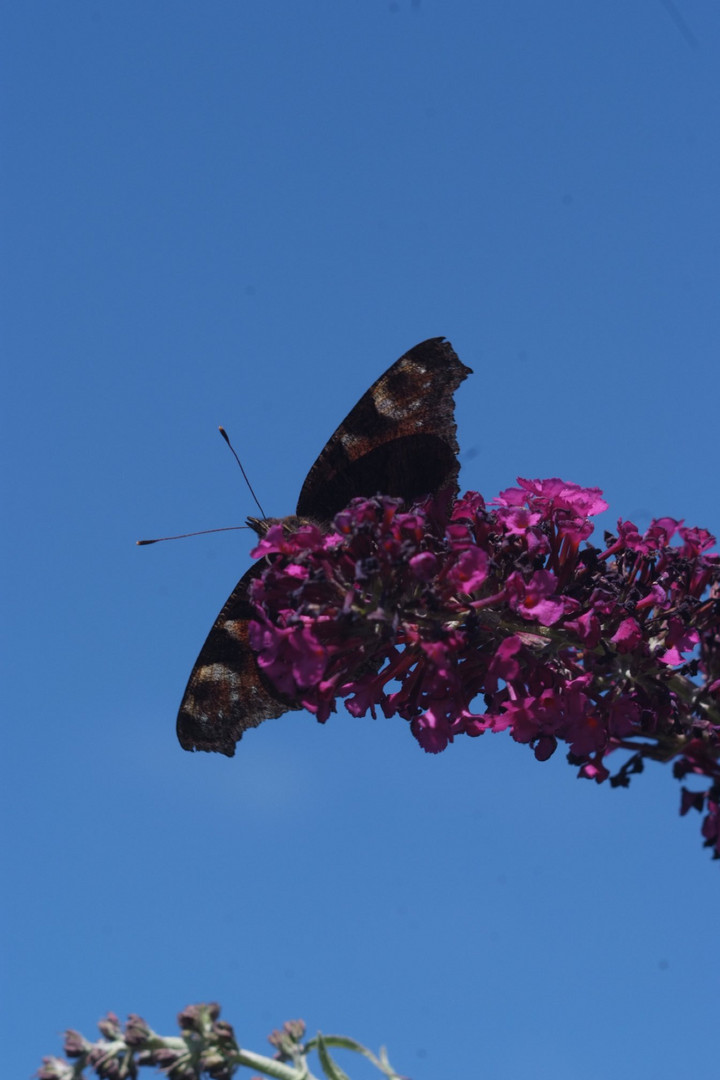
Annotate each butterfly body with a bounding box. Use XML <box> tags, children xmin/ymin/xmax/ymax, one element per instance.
<box><xmin>177</xmin><ymin>337</ymin><xmax>472</xmax><ymax>755</ymax></box>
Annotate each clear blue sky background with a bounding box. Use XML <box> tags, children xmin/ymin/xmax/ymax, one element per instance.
<box><xmin>3</xmin><ymin>4</ymin><xmax>719</xmax><ymax>1079</ymax></box>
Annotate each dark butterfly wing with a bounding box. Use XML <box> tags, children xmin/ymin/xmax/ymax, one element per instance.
<box><xmin>177</xmin><ymin>336</ymin><xmax>472</xmax><ymax>755</ymax></box>
<box><xmin>296</xmin><ymin>337</ymin><xmax>472</xmax><ymax>519</ymax></box>
<box><xmin>176</xmin><ymin>562</ymin><xmax>299</xmax><ymax>755</ymax></box>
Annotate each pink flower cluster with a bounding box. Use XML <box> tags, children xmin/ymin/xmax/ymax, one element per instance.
<box><xmin>37</xmin><ymin>1005</ymin><xmax>394</xmax><ymax>1080</ymax></box>
<box><xmin>249</xmin><ymin>480</ymin><xmax>720</xmax><ymax>859</ymax></box>
<box><xmin>38</xmin><ymin>1005</ymin><xmax>310</xmax><ymax>1080</ymax></box>
<box><xmin>39</xmin><ymin>1004</ymin><xmax>240</xmax><ymax>1080</ymax></box>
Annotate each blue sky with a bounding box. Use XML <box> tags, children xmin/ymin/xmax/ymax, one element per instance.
<box><xmin>3</xmin><ymin>4</ymin><xmax>719</xmax><ymax>1078</ymax></box>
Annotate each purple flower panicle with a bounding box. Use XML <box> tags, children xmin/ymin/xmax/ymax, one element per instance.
<box><xmin>37</xmin><ymin>1006</ymin><xmax>394</xmax><ymax>1080</ymax></box>
<box><xmin>248</xmin><ymin>480</ymin><xmax>720</xmax><ymax>859</ymax></box>
<box><xmin>38</xmin><ymin>1004</ymin><xmax>241</xmax><ymax>1080</ymax></box>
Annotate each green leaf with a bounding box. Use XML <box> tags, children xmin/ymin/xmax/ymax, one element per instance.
<box><xmin>316</xmin><ymin>1032</ymin><xmax>351</xmax><ymax>1080</ymax></box>
<box><xmin>306</xmin><ymin>1034</ymin><xmax>402</xmax><ymax>1080</ymax></box>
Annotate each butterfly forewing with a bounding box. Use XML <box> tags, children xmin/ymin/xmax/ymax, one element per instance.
<box><xmin>177</xmin><ymin>337</ymin><xmax>472</xmax><ymax>754</ymax></box>
<box><xmin>296</xmin><ymin>337</ymin><xmax>472</xmax><ymax>519</ymax></box>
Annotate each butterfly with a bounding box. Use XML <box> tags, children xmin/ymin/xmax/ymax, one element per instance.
<box><xmin>177</xmin><ymin>337</ymin><xmax>472</xmax><ymax>755</ymax></box>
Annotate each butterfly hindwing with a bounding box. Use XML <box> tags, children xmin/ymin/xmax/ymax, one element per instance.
<box><xmin>177</xmin><ymin>337</ymin><xmax>472</xmax><ymax>755</ymax></box>
<box><xmin>176</xmin><ymin>562</ymin><xmax>300</xmax><ymax>755</ymax></box>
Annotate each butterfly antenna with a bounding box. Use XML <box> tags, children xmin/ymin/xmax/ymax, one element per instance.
<box><xmin>137</xmin><ymin>525</ymin><xmax>249</xmax><ymax>546</ymax></box>
<box><xmin>218</xmin><ymin>426</ymin><xmax>267</xmax><ymax>519</ymax></box>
